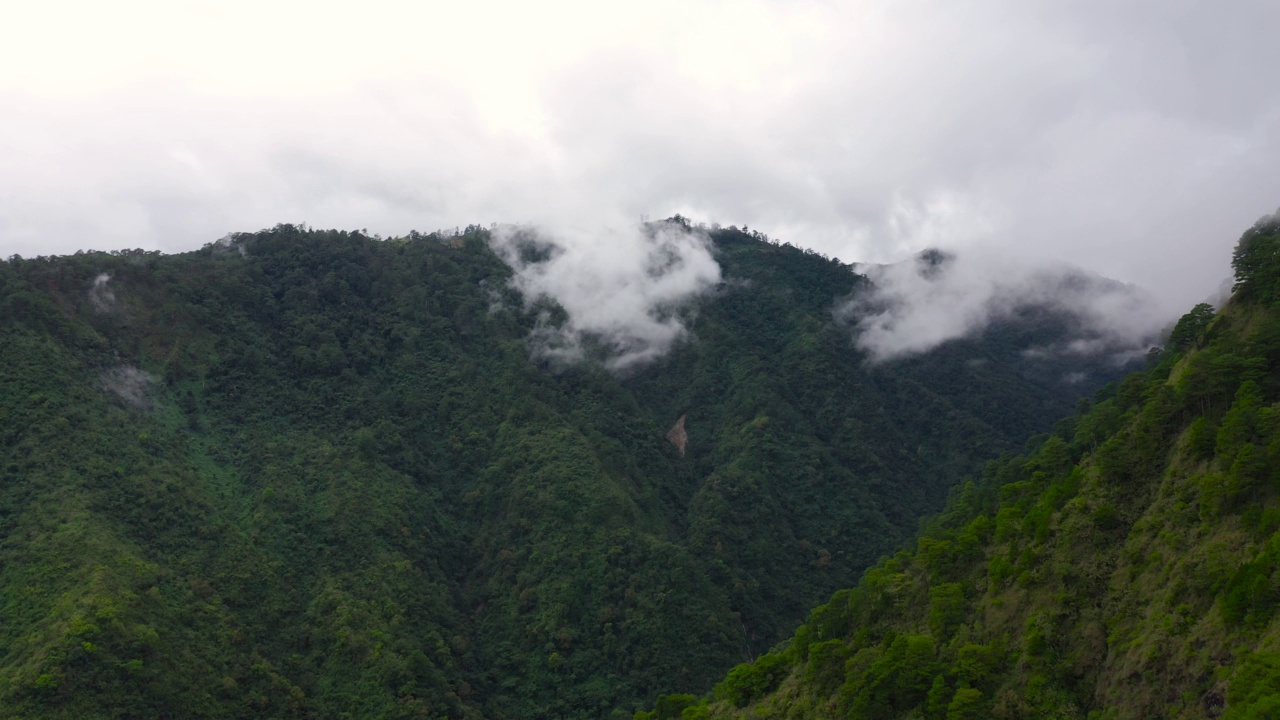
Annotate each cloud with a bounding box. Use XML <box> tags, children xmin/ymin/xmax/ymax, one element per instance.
<box><xmin>101</xmin><ymin>365</ymin><xmax>155</xmax><ymax>410</ymax></box>
<box><xmin>0</xmin><ymin>0</ymin><xmax>1277</xmax><ymax>317</ymax></box>
<box><xmin>489</xmin><ymin>220</ymin><xmax>721</xmax><ymax>371</ymax></box>
<box><xmin>88</xmin><ymin>273</ymin><xmax>116</xmax><ymax>313</ymax></box>
<box><xmin>843</xmin><ymin>248</ymin><xmax>1167</xmax><ymax>362</ymax></box>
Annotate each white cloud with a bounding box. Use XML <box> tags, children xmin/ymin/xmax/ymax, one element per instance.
<box><xmin>489</xmin><ymin>221</ymin><xmax>721</xmax><ymax>371</ymax></box>
<box><xmin>844</xmin><ymin>248</ymin><xmax>1167</xmax><ymax>362</ymax></box>
<box><xmin>88</xmin><ymin>273</ymin><xmax>116</xmax><ymax>313</ymax></box>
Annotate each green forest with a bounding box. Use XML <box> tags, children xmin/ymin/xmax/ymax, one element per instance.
<box><xmin>636</xmin><ymin>213</ymin><xmax>1280</xmax><ymax>718</ymax></box>
<box><xmin>1</xmin><ymin>220</ymin><xmax>1154</xmax><ymax>719</ymax></box>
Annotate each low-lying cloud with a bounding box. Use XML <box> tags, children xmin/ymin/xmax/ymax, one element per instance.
<box><xmin>88</xmin><ymin>273</ymin><xmax>116</xmax><ymax>313</ymax></box>
<box><xmin>489</xmin><ymin>221</ymin><xmax>721</xmax><ymax>371</ymax></box>
<box><xmin>843</xmin><ymin>249</ymin><xmax>1169</xmax><ymax>363</ymax></box>
<box><xmin>101</xmin><ymin>365</ymin><xmax>155</xmax><ymax>410</ymax></box>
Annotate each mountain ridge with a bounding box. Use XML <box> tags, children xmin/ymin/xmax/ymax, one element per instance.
<box><xmin>636</xmin><ymin>211</ymin><xmax>1280</xmax><ymax>720</ymax></box>
<box><xmin>0</xmin><ymin>223</ymin><xmax>1151</xmax><ymax>719</ymax></box>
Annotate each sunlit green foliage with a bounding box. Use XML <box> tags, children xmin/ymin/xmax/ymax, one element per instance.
<box><xmin>637</xmin><ymin>210</ymin><xmax>1280</xmax><ymax>719</ymax></box>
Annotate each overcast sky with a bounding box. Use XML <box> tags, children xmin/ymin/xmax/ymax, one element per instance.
<box><xmin>2</xmin><ymin>0</ymin><xmax>1277</xmax><ymax>314</ymax></box>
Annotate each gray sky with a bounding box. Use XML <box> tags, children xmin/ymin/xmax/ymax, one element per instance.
<box><xmin>2</xmin><ymin>0</ymin><xmax>1278</xmax><ymax>314</ymax></box>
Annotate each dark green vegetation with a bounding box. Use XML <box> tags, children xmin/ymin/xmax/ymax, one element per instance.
<box><xmin>641</xmin><ymin>213</ymin><xmax>1280</xmax><ymax>719</ymax></box>
<box><xmin>1</xmin><ymin>223</ymin><xmax>1130</xmax><ymax>719</ymax></box>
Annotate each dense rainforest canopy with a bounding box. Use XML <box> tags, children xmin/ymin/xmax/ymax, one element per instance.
<box><xmin>1</xmin><ymin>222</ymin><xmax>1141</xmax><ymax>719</ymax></box>
<box><xmin>637</xmin><ymin>212</ymin><xmax>1280</xmax><ymax>719</ymax></box>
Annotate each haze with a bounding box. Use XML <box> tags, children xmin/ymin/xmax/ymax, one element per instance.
<box><xmin>3</xmin><ymin>0</ymin><xmax>1278</xmax><ymax>317</ymax></box>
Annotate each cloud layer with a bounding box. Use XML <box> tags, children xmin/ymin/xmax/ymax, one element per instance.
<box><xmin>2</xmin><ymin>0</ymin><xmax>1278</xmax><ymax>317</ymax></box>
<box><xmin>845</xmin><ymin>249</ymin><xmax>1168</xmax><ymax>362</ymax></box>
<box><xmin>489</xmin><ymin>222</ymin><xmax>721</xmax><ymax>371</ymax></box>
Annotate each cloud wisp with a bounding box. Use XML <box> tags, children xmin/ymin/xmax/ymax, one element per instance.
<box><xmin>88</xmin><ymin>273</ymin><xmax>116</xmax><ymax>314</ymax></box>
<box><xmin>843</xmin><ymin>249</ymin><xmax>1168</xmax><ymax>363</ymax></box>
<box><xmin>489</xmin><ymin>221</ymin><xmax>721</xmax><ymax>371</ymax></box>
<box><xmin>100</xmin><ymin>365</ymin><xmax>156</xmax><ymax>410</ymax></box>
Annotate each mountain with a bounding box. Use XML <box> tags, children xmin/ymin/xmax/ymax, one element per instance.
<box><xmin>637</xmin><ymin>212</ymin><xmax>1280</xmax><ymax>719</ymax></box>
<box><xmin>0</xmin><ymin>222</ymin><xmax>1141</xmax><ymax>719</ymax></box>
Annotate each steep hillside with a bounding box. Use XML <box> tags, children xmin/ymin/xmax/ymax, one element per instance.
<box><xmin>0</xmin><ymin>223</ymin><xmax>1133</xmax><ymax>719</ymax></box>
<box><xmin>641</xmin><ymin>213</ymin><xmax>1280</xmax><ymax>719</ymax></box>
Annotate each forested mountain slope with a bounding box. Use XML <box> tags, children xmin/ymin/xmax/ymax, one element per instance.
<box><xmin>0</xmin><ymin>223</ymin><xmax>1135</xmax><ymax>719</ymax></box>
<box><xmin>639</xmin><ymin>213</ymin><xmax>1280</xmax><ymax>719</ymax></box>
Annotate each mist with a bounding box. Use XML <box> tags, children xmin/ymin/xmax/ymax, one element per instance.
<box><xmin>88</xmin><ymin>273</ymin><xmax>116</xmax><ymax>314</ymax></box>
<box><xmin>489</xmin><ymin>221</ymin><xmax>721</xmax><ymax>371</ymax></box>
<box><xmin>100</xmin><ymin>365</ymin><xmax>155</xmax><ymax>410</ymax></box>
<box><xmin>843</xmin><ymin>248</ymin><xmax>1170</xmax><ymax>363</ymax></box>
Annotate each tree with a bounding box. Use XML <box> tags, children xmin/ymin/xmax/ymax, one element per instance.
<box><xmin>928</xmin><ymin>584</ymin><xmax>966</xmax><ymax>639</ymax></box>
<box><xmin>1167</xmin><ymin>303</ymin><xmax>1215</xmax><ymax>351</ymax></box>
<box><xmin>1232</xmin><ymin>213</ymin><xmax>1280</xmax><ymax>302</ymax></box>
<box><xmin>653</xmin><ymin>694</ymin><xmax>697</xmax><ymax>720</ymax></box>
<box><xmin>947</xmin><ymin>687</ymin><xmax>986</xmax><ymax>720</ymax></box>
<box><xmin>1217</xmin><ymin>381</ymin><xmax>1264</xmax><ymax>460</ymax></box>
